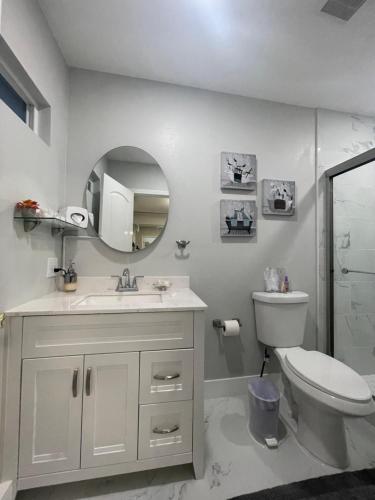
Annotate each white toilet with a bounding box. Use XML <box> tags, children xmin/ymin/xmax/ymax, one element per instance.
<box><xmin>252</xmin><ymin>290</ymin><xmax>375</xmax><ymax>468</ymax></box>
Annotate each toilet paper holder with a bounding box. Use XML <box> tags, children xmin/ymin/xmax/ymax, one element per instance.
<box><xmin>213</xmin><ymin>318</ymin><xmax>242</xmax><ymax>331</ymax></box>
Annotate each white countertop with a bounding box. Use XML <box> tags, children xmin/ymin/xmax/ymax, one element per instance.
<box><xmin>6</xmin><ymin>276</ymin><xmax>207</xmax><ymax>317</ymax></box>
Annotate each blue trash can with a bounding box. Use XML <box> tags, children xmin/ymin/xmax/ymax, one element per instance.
<box><xmin>248</xmin><ymin>377</ymin><xmax>280</xmax><ymax>447</ymax></box>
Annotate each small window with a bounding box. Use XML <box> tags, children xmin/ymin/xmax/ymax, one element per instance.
<box><xmin>1</xmin><ymin>38</ymin><xmax>51</xmax><ymax>144</ymax></box>
<box><xmin>0</xmin><ymin>73</ymin><xmax>27</xmax><ymax>123</ymax></box>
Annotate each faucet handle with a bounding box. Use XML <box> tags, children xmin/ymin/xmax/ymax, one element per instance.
<box><xmin>110</xmin><ymin>275</ymin><xmax>123</xmax><ymax>291</ymax></box>
<box><xmin>132</xmin><ymin>275</ymin><xmax>144</xmax><ymax>289</ymax></box>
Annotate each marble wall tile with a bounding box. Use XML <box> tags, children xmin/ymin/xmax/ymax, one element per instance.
<box><xmin>334</xmin><ymin>282</ymin><xmax>351</xmax><ymax>314</ymax></box>
<box><xmin>334</xmin><ymin>315</ymin><xmax>356</xmax><ymax>349</ymax></box>
<box><xmin>350</xmin><ymin>221</ymin><xmax>375</xmax><ymax>250</ymax></box>
<box><xmin>335</xmin><ymin>314</ymin><xmax>375</xmax><ymax>347</ymax></box>
<box><xmin>337</xmin><ymin>250</ymin><xmax>375</xmax><ymax>278</ymax></box>
<box><xmin>351</xmin><ymin>283</ymin><xmax>375</xmax><ymax>314</ymax></box>
<box><xmin>340</xmin><ymin>346</ymin><xmax>375</xmax><ymax>375</ymax></box>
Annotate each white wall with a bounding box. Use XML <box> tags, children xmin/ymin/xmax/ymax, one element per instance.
<box><xmin>66</xmin><ymin>69</ymin><xmax>316</xmax><ymax>379</ymax></box>
<box><xmin>0</xmin><ymin>0</ymin><xmax>69</xmax><ymax>312</ymax></box>
<box><xmin>0</xmin><ymin>0</ymin><xmax>69</xmax><ymax>489</ymax></box>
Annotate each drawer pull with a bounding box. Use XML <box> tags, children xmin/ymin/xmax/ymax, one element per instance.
<box><xmin>153</xmin><ymin>424</ymin><xmax>180</xmax><ymax>434</ymax></box>
<box><xmin>85</xmin><ymin>367</ymin><xmax>92</xmax><ymax>396</ymax></box>
<box><xmin>72</xmin><ymin>368</ymin><xmax>79</xmax><ymax>398</ymax></box>
<box><xmin>153</xmin><ymin>373</ymin><xmax>180</xmax><ymax>381</ymax></box>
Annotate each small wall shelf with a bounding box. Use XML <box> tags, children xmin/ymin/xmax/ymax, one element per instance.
<box><xmin>14</xmin><ymin>215</ymin><xmax>82</xmax><ymax>234</ymax></box>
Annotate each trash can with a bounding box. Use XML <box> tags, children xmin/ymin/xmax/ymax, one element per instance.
<box><xmin>248</xmin><ymin>377</ymin><xmax>280</xmax><ymax>448</ymax></box>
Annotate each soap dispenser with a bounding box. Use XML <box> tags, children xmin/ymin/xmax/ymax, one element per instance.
<box><xmin>54</xmin><ymin>262</ymin><xmax>78</xmax><ymax>292</ymax></box>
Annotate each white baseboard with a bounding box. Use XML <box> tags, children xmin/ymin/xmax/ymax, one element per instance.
<box><xmin>0</xmin><ymin>480</ymin><xmax>15</xmax><ymax>500</ymax></box>
<box><xmin>204</xmin><ymin>373</ymin><xmax>281</xmax><ymax>399</ymax></box>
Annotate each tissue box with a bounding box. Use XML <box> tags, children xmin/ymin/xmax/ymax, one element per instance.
<box><xmin>58</xmin><ymin>207</ymin><xmax>88</xmax><ymax>228</ymax></box>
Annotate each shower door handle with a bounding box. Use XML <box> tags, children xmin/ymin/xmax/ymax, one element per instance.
<box><xmin>341</xmin><ymin>267</ymin><xmax>375</xmax><ymax>275</ymax></box>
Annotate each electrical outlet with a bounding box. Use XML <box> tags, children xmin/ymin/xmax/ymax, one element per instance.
<box><xmin>46</xmin><ymin>257</ymin><xmax>58</xmax><ymax>278</ymax></box>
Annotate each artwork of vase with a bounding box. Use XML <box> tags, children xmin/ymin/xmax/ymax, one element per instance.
<box><xmin>221</xmin><ymin>152</ymin><xmax>257</xmax><ymax>191</ymax></box>
<box><xmin>262</xmin><ymin>179</ymin><xmax>295</xmax><ymax>216</ymax></box>
<box><xmin>15</xmin><ymin>199</ymin><xmax>40</xmax><ymax>218</ymax></box>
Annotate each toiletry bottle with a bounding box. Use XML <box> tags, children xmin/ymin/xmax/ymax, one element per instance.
<box><xmin>283</xmin><ymin>275</ymin><xmax>289</xmax><ymax>293</ymax></box>
<box><xmin>64</xmin><ymin>262</ymin><xmax>78</xmax><ymax>292</ymax></box>
<box><xmin>54</xmin><ymin>263</ymin><xmax>78</xmax><ymax>292</ymax></box>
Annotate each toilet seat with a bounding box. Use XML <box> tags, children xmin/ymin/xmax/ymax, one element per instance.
<box><xmin>285</xmin><ymin>349</ymin><xmax>372</xmax><ymax>403</ymax></box>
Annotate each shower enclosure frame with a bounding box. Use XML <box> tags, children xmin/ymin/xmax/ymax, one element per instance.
<box><xmin>325</xmin><ymin>147</ymin><xmax>375</xmax><ymax>356</ymax></box>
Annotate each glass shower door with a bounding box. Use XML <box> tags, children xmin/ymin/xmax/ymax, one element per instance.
<box><xmin>332</xmin><ymin>161</ymin><xmax>375</xmax><ymax>388</ymax></box>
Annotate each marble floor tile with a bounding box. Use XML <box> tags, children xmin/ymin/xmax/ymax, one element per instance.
<box><xmin>17</xmin><ymin>395</ymin><xmax>375</xmax><ymax>500</ymax></box>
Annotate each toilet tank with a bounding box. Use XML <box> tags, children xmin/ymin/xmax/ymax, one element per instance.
<box><xmin>252</xmin><ymin>291</ymin><xmax>309</xmax><ymax>348</ymax></box>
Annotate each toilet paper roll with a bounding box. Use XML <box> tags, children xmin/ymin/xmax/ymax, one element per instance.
<box><xmin>222</xmin><ymin>320</ymin><xmax>240</xmax><ymax>336</ymax></box>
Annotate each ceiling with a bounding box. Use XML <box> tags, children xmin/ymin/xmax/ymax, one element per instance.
<box><xmin>106</xmin><ymin>147</ymin><xmax>157</xmax><ymax>165</ymax></box>
<box><xmin>38</xmin><ymin>0</ymin><xmax>375</xmax><ymax>115</ymax></box>
<box><xmin>134</xmin><ymin>195</ymin><xmax>169</xmax><ymax>215</ymax></box>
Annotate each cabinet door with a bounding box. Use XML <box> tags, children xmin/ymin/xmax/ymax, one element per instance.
<box><xmin>81</xmin><ymin>352</ymin><xmax>139</xmax><ymax>468</ymax></box>
<box><xmin>19</xmin><ymin>356</ymin><xmax>83</xmax><ymax>477</ymax></box>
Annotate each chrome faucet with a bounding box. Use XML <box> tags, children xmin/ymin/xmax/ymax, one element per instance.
<box><xmin>121</xmin><ymin>268</ymin><xmax>131</xmax><ymax>289</ymax></box>
<box><xmin>111</xmin><ymin>268</ymin><xmax>144</xmax><ymax>292</ymax></box>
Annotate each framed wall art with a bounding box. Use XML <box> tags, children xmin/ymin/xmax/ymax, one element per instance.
<box><xmin>221</xmin><ymin>152</ymin><xmax>257</xmax><ymax>191</ymax></box>
<box><xmin>220</xmin><ymin>199</ymin><xmax>257</xmax><ymax>237</ymax></box>
<box><xmin>262</xmin><ymin>179</ymin><xmax>295</xmax><ymax>216</ymax></box>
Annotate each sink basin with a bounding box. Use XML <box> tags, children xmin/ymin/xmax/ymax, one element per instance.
<box><xmin>74</xmin><ymin>293</ymin><xmax>163</xmax><ymax>307</ymax></box>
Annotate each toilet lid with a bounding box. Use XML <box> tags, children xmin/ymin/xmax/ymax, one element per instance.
<box><xmin>285</xmin><ymin>350</ymin><xmax>372</xmax><ymax>402</ymax></box>
<box><xmin>252</xmin><ymin>291</ymin><xmax>309</xmax><ymax>304</ymax></box>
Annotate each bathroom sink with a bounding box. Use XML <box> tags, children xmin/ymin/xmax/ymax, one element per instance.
<box><xmin>74</xmin><ymin>293</ymin><xmax>163</xmax><ymax>307</ymax></box>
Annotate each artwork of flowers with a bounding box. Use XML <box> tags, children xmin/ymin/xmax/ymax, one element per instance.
<box><xmin>262</xmin><ymin>179</ymin><xmax>295</xmax><ymax>216</ymax></box>
<box><xmin>221</xmin><ymin>152</ymin><xmax>257</xmax><ymax>191</ymax></box>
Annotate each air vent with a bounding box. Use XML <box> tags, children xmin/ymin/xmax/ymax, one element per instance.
<box><xmin>321</xmin><ymin>0</ymin><xmax>367</xmax><ymax>20</ymax></box>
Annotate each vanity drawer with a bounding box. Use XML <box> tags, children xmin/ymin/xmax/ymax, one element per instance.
<box><xmin>139</xmin><ymin>349</ymin><xmax>193</xmax><ymax>404</ymax></box>
<box><xmin>22</xmin><ymin>312</ymin><xmax>194</xmax><ymax>358</ymax></box>
<box><xmin>138</xmin><ymin>401</ymin><xmax>193</xmax><ymax>459</ymax></box>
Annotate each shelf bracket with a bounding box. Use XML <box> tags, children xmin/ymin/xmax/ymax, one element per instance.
<box><xmin>23</xmin><ymin>220</ymin><xmax>41</xmax><ymax>232</ymax></box>
<box><xmin>51</xmin><ymin>227</ymin><xmax>64</xmax><ymax>236</ymax></box>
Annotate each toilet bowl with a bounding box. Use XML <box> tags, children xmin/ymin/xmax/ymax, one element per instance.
<box><xmin>276</xmin><ymin>346</ymin><xmax>374</xmax><ymax>467</ymax></box>
<box><xmin>252</xmin><ymin>291</ymin><xmax>375</xmax><ymax>468</ymax></box>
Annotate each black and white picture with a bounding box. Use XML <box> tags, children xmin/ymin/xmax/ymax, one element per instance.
<box><xmin>220</xmin><ymin>200</ymin><xmax>256</xmax><ymax>237</ymax></box>
<box><xmin>262</xmin><ymin>179</ymin><xmax>295</xmax><ymax>216</ymax></box>
<box><xmin>221</xmin><ymin>152</ymin><xmax>257</xmax><ymax>190</ymax></box>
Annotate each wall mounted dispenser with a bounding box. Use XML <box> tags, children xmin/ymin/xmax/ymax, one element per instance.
<box><xmin>58</xmin><ymin>207</ymin><xmax>88</xmax><ymax>228</ymax></box>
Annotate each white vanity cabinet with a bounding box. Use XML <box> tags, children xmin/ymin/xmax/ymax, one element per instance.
<box><xmin>3</xmin><ymin>309</ymin><xmax>205</xmax><ymax>492</ymax></box>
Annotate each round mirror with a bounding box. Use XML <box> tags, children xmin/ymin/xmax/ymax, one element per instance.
<box><xmin>85</xmin><ymin>146</ymin><xmax>169</xmax><ymax>252</ymax></box>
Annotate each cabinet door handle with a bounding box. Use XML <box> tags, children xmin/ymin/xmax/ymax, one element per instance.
<box><xmin>85</xmin><ymin>367</ymin><xmax>92</xmax><ymax>396</ymax></box>
<box><xmin>152</xmin><ymin>424</ymin><xmax>180</xmax><ymax>434</ymax></box>
<box><xmin>153</xmin><ymin>373</ymin><xmax>180</xmax><ymax>381</ymax></box>
<box><xmin>72</xmin><ymin>368</ymin><xmax>79</xmax><ymax>398</ymax></box>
